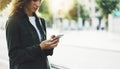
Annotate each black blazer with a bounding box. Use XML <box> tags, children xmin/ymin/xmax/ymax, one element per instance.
<box><xmin>6</xmin><ymin>9</ymin><xmax>53</xmax><ymax>69</ymax></box>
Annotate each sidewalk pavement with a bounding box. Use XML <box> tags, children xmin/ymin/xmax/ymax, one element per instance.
<box><xmin>47</xmin><ymin>29</ymin><xmax>120</xmax><ymax>69</ymax></box>
<box><xmin>47</xmin><ymin>28</ymin><xmax>120</xmax><ymax>52</ymax></box>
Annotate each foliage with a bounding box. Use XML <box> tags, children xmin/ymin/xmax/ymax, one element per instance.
<box><xmin>95</xmin><ymin>0</ymin><xmax>120</xmax><ymax>30</ymax></box>
<box><xmin>0</xmin><ymin>0</ymin><xmax>11</xmax><ymax>11</ymax></box>
<box><xmin>38</xmin><ymin>0</ymin><xmax>51</xmax><ymax>23</ymax></box>
<box><xmin>79</xmin><ymin>4</ymin><xmax>89</xmax><ymax>20</ymax></box>
<box><xmin>68</xmin><ymin>3</ymin><xmax>78</xmax><ymax>20</ymax></box>
<box><xmin>96</xmin><ymin>0</ymin><xmax>120</xmax><ymax>16</ymax></box>
<box><xmin>66</xmin><ymin>0</ymin><xmax>90</xmax><ymax>21</ymax></box>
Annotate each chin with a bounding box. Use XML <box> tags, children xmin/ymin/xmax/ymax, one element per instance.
<box><xmin>32</xmin><ymin>11</ymin><xmax>36</xmax><ymax>13</ymax></box>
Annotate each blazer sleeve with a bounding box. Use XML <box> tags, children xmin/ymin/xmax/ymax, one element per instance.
<box><xmin>6</xmin><ymin>19</ymin><xmax>44</xmax><ymax>64</ymax></box>
<box><xmin>40</xmin><ymin>18</ymin><xmax>54</xmax><ymax>56</ymax></box>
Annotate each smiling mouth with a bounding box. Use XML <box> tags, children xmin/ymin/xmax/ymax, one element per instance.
<box><xmin>33</xmin><ymin>8</ymin><xmax>38</xmax><ymax>11</ymax></box>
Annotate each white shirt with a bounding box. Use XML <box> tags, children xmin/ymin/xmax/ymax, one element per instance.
<box><xmin>29</xmin><ymin>16</ymin><xmax>42</xmax><ymax>41</ymax></box>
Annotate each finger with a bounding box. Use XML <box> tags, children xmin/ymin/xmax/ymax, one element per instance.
<box><xmin>45</xmin><ymin>40</ymin><xmax>56</xmax><ymax>46</ymax></box>
<box><xmin>51</xmin><ymin>39</ymin><xmax>59</xmax><ymax>44</ymax></box>
<box><xmin>50</xmin><ymin>43</ymin><xmax>58</xmax><ymax>48</ymax></box>
<box><xmin>51</xmin><ymin>35</ymin><xmax>56</xmax><ymax>39</ymax></box>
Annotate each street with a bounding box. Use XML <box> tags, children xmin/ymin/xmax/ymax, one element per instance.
<box><xmin>0</xmin><ymin>29</ymin><xmax>120</xmax><ymax>69</ymax></box>
<box><xmin>48</xmin><ymin>29</ymin><xmax>120</xmax><ymax>69</ymax></box>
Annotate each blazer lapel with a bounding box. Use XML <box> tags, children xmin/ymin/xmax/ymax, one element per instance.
<box><xmin>35</xmin><ymin>17</ymin><xmax>46</xmax><ymax>41</ymax></box>
<box><xmin>24</xmin><ymin>18</ymin><xmax>40</xmax><ymax>43</ymax></box>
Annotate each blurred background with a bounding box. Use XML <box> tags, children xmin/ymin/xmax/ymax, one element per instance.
<box><xmin>0</xmin><ymin>0</ymin><xmax>120</xmax><ymax>69</ymax></box>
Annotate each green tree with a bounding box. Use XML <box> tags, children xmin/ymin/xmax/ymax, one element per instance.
<box><xmin>66</xmin><ymin>0</ymin><xmax>89</xmax><ymax>23</ymax></box>
<box><xmin>96</xmin><ymin>0</ymin><xmax>120</xmax><ymax>30</ymax></box>
<box><xmin>0</xmin><ymin>0</ymin><xmax>11</xmax><ymax>11</ymax></box>
<box><xmin>68</xmin><ymin>0</ymin><xmax>78</xmax><ymax>21</ymax></box>
<box><xmin>79</xmin><ymin>4</ymin><xmax>89</xmax><ymax>21</ymax></box>
<box><xmin>78</xmin><ymin>4</ymin><xmax>90</xmax><ymax>27</ymax></box>
<box><xmin>38</xmin><ymin>0</ymin><xmax>51</xmax><ymax>23</ymax></box>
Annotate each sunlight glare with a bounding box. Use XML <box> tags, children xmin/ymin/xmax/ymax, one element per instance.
<box><xmin>50</xmin><ymin>0</ymin><xmax>74</xmax><ymax>14</ymax></box>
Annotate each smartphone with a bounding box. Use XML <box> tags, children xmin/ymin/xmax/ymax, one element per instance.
<box><xmin>53</xmin><ymin>34</ymin><xmax>64</xmax><ymax>40</ymax></box>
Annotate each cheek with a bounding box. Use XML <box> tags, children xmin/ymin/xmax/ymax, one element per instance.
<box><xmin>26</xmin><ymin>3</ymin><xmax>33</xmax><ymax>9</ymax></box>
<box><xmin>28</xmin><ymin>6</ymin><xmax>33</xmax><ymax>10</ymax></box>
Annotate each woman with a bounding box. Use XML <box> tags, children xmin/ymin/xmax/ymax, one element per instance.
<box><xmin>6</xmin><ymin>0</ymin><xmax>59</xmax><ymax>69</ymax></box>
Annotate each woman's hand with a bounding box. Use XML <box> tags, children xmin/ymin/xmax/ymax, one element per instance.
<box><xmin>40</xmin><ymin>35</ymin><xmax>59</xmax><ymax>50</ymax></box>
